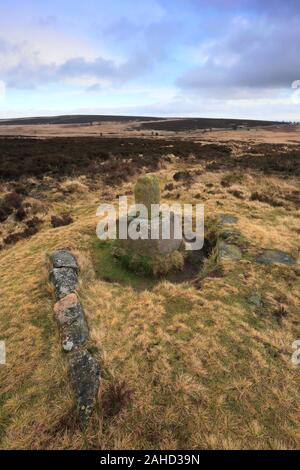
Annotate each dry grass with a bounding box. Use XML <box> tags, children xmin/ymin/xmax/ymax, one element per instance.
<box><xmin>0</xmin><ymin>140</ymin><xmax>300</xmax><ymax>450</ymax></box>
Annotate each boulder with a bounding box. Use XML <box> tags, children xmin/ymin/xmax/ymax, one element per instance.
<box><xmin>256</xmin><ymin>249</ymin><xmax>296</xmax><ymax>266</ymax></box>
<box><xmin>219</xmin><ymin>213</ymin><xmax>239</xmax><ymax>225</ymax></box>
<box><xmin>248</xmin><ymin>291</ymin><xmax>263</xmax><ymax>308</ymax></box>
<box><xmin>69</xmin><ymin>349</ymin><xmax>101</xmax><ymax>422</ymax></box>
<box><xmin>50</xmin><ymin>267</ymin><xmax>78</xmax><ymax>299</ymax></box>
<box><xmin>50</xmin><ymin>250</ymin><xmax>78</xmax><ymax>270</ymax></box>
<box><xmin>218</xmin><ymin>241</ymin><xmax>242</xmax><ymax>260</ymax></box>
<box><xmin>54</xmin><ymin>293</ymin><xmax>89</xmax><ymax>352</ymax></box>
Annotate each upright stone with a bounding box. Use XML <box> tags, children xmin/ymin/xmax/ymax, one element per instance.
<box><xmin>134</xmin><ymin>175</ymin><xmax>160</xmax><ymax>219</ymax></box>
<box><xmin>116</xmin><ymin>174</ymin><xmax>183</xmax><ymax>268</ymax></box>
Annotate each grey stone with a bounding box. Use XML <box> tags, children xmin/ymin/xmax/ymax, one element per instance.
<box><xmin>118</xmin><ymin>211</ymin><xmax>183</xmax><ymax>256</ymax></box>
<box><xmin>218</xmin><ymin>241</ymin><xmax>242</xmax><ymax>260</ymax></box>
<box><xmin>54</xmin><ymin>293</ymin><xmax>83</xmax><ymax>326</ymax></box>
<box><xmin>48</xmin><ymin>251</ymin><xmax>99</xmax><ymax>423</ymax></box>
<box><xmin>50</xmin><ymin>267</ymin><xmax>78</xmax><ymax>299</ymax></box>
<box><xmin>219</xmin><ymin>214</ymin><xmax>239</xmax><ymax>225</ymax></box>
<box><xmin>61</xmin><ymin>320</ymin><xmax>89</xmax><ymax>351</ymax></box>
<box><xmin>220</xmin><ymin>229</ymin><xmax>241</xmax><ymax>241</ymax></box>
<box><xmin>256</xmin><ymin>250</ymin><xmax>296</xmax><ymax>266</ymax></box>
<box><xmin>248</xmin><ymin>291</ymin><xmax>263</xmax><ymax>308</ymax></box>
<box><xmin>69</xmin><ymin>349</ymin><xmax>100</xmax><ymax>422</ymax></box>
<box><xmin>54</xmin><ymin>293</ymin><xmax>89</xmax><ymax>351</ymax></box>
<box><xmin>50</xmin><ymin>250</ymin><xmax>78</xmax><ymax>270</ymax></box>
<box><xmin>134</xmin><ymin>175</ymin><xmax>160</xmax><ymax>218</ymax></box>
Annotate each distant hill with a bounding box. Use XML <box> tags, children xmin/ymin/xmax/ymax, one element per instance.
<box><xmin>0</xmin><ymin>115</ymin><xmax>165</xmax><ymax>126</ymax></box>
<box><xmin>138</xmin><ymin>117</ymin><xmax>283</xmax><ymax>132</ymax></box>
<box><xmin>0</xmin><ymin>115</ymin><xmax>283</xmax><ymax>129</ymax></box>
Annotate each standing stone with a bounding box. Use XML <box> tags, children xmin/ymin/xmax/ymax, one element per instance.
<box><xmin>134</xmin><ymin>175</ymin><xmax>160</xmax><ymax>219</ymax></box>
<box><xmin>118</xmin><ymin>175</ymin><xmax>182</xmax><ymax>257</ymax></box>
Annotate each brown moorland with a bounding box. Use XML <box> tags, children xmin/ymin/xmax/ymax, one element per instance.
<box><xmin>0</xmin><ymin>121</ymin><xmax>299</xmax><ymax>449</ymax></box>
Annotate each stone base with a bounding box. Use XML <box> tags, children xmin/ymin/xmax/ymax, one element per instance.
<box><xmin>117</xmin><ymin>211</ymin><xmax>183</xmax><ymax>256</ymax></box>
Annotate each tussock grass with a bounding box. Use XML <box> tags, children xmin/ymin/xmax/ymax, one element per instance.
<box><xmin>0</xmin><ymin>145</ymin><xmax>300</xmax><ymax>450</ymax></box>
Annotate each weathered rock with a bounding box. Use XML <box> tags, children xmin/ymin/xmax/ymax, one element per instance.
<box><xmin>256</xmin><ymin>249</ymin><xmax>296</xmax><ymax>266</ymax></box>
<box><xmin>54</xmin><ymin>293</ymin><xmax>89</xmax><ymax>351</ymax></box>
<box><xmin>219</xmin><ymin>214</ymin><xmax>239</xmax><ymax>225</ymax></box>
<box><xmin>54</xmin><ymin>293</ymin><xmax>81</xmax><ymax>324</ymax></box>
<box><xmin>134</xmin><ymin>175</ymin><xmax>160</xmax><ymax>218</ymax></box>
<box><xmin>117</xmin><ymin>175</ymin><xmax>183</xmax><ymax>260</ymax></box>
<box><xmin>50</xmin><ymin>250</ymin><xmax>78</xmax><ymax>270</ymax></box>
<box><xmin>248</xmin><ymin>291</ymin><xmax>263</xmax><ymax>308</ymax></box>
<box><xmin>220</xmin><ymin>229</ymin><xmax>241</xmax><ymax>241</ymax></box>
<box><xmin>50</xmin><ymin>267</ymin><xmax>78</xmax><ymax>299</ymax></box>
<box><xmin>69</xmin><ymin>349</ymin><xmax>100</xmax><ymax>422</ymax></box>
<box><xmin>48</xmin><ymin>250</ymin><xmax>100</xmax><ymax>422</ymax></box>
<box><xmin>118</xmin><ymin>211</ymin><xmax>183</xmax><ymax>256</ymax></box>
<box><xmin>61</xmin><ymin>320</ymin><xmax>89</xmax><ymax>352</ymax></box>
<box><xmin>218</xmin><ymin>241</ymin><xmax>242</xmax><ymax>260</ymax></box>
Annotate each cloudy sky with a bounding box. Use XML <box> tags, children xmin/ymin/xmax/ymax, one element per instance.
<box><xmin>0</xmin><ymin>0</ymin><xmax>300</xmax><ymax>120</ymax></box>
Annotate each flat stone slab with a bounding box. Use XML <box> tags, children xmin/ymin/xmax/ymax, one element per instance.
<box><xmin>218</xmin><ymin>241</ymin><xmax>242</xmax><ymax>260</ymax></box>
<box><xmin>219</xmin><ymin>214</ymin><xmax>239</xmax><ymax>225</ymax></box>
<box><xmin>256</xmin><ymin>249</ymin><xmax>296</xmax><ymax>266</ymax></box>
<box><xmin>69</xmin><ymin>349</ymin><xmax>101</xmax><ymax>422</ymax></box>
<box><xmin>50</xmin><ymin>250</ymin><xmax>78</xmax><ymax>270</ymax></box>
<box><xmin>50</xmin><ymin>267</ymin><xmax>78</xmax><ymax>299</ymax></box>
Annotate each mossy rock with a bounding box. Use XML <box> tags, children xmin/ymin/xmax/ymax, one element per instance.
<box><xmin>256</xmin><ymin>249</ymin><xmax>296</xmax><ymax>266</ymax></box>
<box><xmin>218</xmin><ymin>241</ymin><xmax>242</xmax><ymax>260</ymax></box>
<box><xmin>134</xmin><ymin>175</ymin><xmax>161</xmax><ymax>218</ymax></box>
<box><xmin>112</xmin><ymin>242</ymin><xmax>185</xmax><ymax>277</ymax></box>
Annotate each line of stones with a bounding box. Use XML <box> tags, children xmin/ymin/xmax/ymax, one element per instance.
<box><xmin>49</xmin><ymin>250</ymin><xmax>100</xmax><ymax>422</ymax></box>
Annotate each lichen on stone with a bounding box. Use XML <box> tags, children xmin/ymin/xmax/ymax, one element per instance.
<box><xmin>134</xmin><ymin>175</ymin><xmax>161</xmax><ymax>219</ymax></box>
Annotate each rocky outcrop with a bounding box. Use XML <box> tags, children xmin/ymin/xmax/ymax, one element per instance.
<box><xmin>49</xmin><ymin>250</ymin><xmax>100</xmax><ymax>422</ymax></box>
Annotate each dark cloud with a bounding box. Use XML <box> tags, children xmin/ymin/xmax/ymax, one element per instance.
<box><xmin>178</xmin><ymin>13</ymin><xmax>300</xmax><ymax>91</ymax></box>
<box><xmin>177</xmin><ymin>0</ymin><xmax>300</xmax><ymax>15</ymax></box>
